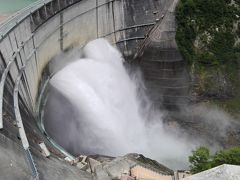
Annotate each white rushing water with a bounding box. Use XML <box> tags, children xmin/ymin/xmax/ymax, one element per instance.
<box><xmin>49</xmin><ymin>39</ymin><xmax>197</xmax><ymax>169</ymax></box>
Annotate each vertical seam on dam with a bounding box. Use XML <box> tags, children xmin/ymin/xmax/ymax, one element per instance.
<box><xmin>111</xmin><ymin>1</ymin><xmax>117</xmax><ymax>43</ymax></box>
<box><xmin>60</xmin><ymin>12</ymin><xmax>63</xmax><ymax>51</ymax></box>
<box><xmin>32</xmin><ymin>35</ymin><xmax>39</xmax><ymax>82</ymax></box>
<box><xmin>96</xmin><ymin>0</ymin><xmax>99</xmax><ymax>38</ymax></box>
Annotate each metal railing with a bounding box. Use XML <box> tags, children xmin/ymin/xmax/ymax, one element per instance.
<box><xmin>37</xmin><ymin>77</ymin><xmax>75</xmax><ymax>160</ymax></box>
<box><xmin>0</xmin><ymin>55</ymin><xmax>16</xmax><ymax>129</ymax></box>
<box><xmin>25</xmin><ymin>148</ymin><xmax>40</xmax><ymax>180</ymax></box>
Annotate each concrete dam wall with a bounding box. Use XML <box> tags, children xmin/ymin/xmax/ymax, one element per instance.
<box><xmin>0</xmin><ymin>0</ymin><xmax>184</xmax><ymax>179</ymax></box>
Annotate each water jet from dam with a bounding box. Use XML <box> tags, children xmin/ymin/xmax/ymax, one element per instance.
<box><xmin>44</xmin><ymin>39</ymin><xmax>197</xmax><ymax>169</ymax></box>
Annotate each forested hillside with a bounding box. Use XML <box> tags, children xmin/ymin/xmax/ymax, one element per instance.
<box><xmin>176</xmin><ymin>0</ymin><xmax>240</xmax><ymax>116</ymax></box>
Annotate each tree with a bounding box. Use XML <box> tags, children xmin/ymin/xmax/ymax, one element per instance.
<box><xmin>212</xmin><ymin>147</ymin><xmax>240</xmax><ymax>167</ymax></box>
<box><xmin>188</xmin><ymin>146</ymin><xmax>212</xmax><ymax>174</ymax></box>
<box><xmin>189</xmin><ymin>146</ymin><xmax>240</xmax><ymax>174</ymax></box>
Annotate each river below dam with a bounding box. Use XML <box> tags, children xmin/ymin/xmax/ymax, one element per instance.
<box><xmin>0</xmin><ymin>0</ymin><xmax>36</xmax><ymax>22</ymax></box>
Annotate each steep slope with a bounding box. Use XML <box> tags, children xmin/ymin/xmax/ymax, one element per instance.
<box><xmin>176</xmin><ymin>0</ymin><xmax>240</xmax><ymax>117</ymax></box>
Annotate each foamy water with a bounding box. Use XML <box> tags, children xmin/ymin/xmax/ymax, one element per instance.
<box><xmin>48</xmin><ymin>39</ymin><xmax>197</xmax><ymax>169</ymax></box>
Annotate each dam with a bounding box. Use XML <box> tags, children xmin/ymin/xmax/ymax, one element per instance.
<box><xmin>0</xmin><ymin>0</ymin><xmax>239</xmax><ymax>179</ymax></box>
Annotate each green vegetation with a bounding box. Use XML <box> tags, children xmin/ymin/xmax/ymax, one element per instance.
<box><xmin>189</xmin><ymin>146</ymin><xmax>240</xmax><ymax>174</ymax></box>
<box><xmin>212</xmin><ymin>95</ymin><xmax>240</xmax><ymax>115</ymax></box>
<box><xmin>176</xmin><ymin>0</ymin><xmax>240</xmax><ymax>65</ymax></box>
<box><xmin>176</xmin><ymin>0</ymin><xmax>240</xmax><ymax>114</ymax></box>
<box><xmin>189</xmin><ymin>147</ymin><xmax>212</xmax><ymax>174</ymax></box>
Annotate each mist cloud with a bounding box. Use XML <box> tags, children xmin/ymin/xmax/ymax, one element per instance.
<box><xmin>44</xmin><ymin>39</ymin><xmax>207</xmax><ymax>169</ymax></box>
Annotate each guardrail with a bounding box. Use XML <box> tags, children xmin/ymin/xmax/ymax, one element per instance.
<box><xmin>37</xmin><ymin>76</ymin><xmax>76</xmax><ymax>160</ymax></box>
<box><xmin>14</xmin><ymin>68</ymin><xmax>30</xmax><ymax>149</ymax></box>
<box><xmin>0</xmin><ymin>55</ymin><xmax>16</xmax><ymax>129</ymax></box>
<box><xmin>25</xmin><ymin>148</ymin><xmax>40</xmax><ymax>180</ymax></box>
<box><xmin>13</xmin><ymin>57</ymin><xmax>40</xmax><ymax>178</ymax></box>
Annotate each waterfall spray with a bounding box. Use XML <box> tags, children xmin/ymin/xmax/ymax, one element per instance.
<box><xmin>45</xmin><ymin>39</ymin><xmax>198</xmax><ymax>169</ymax></box>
